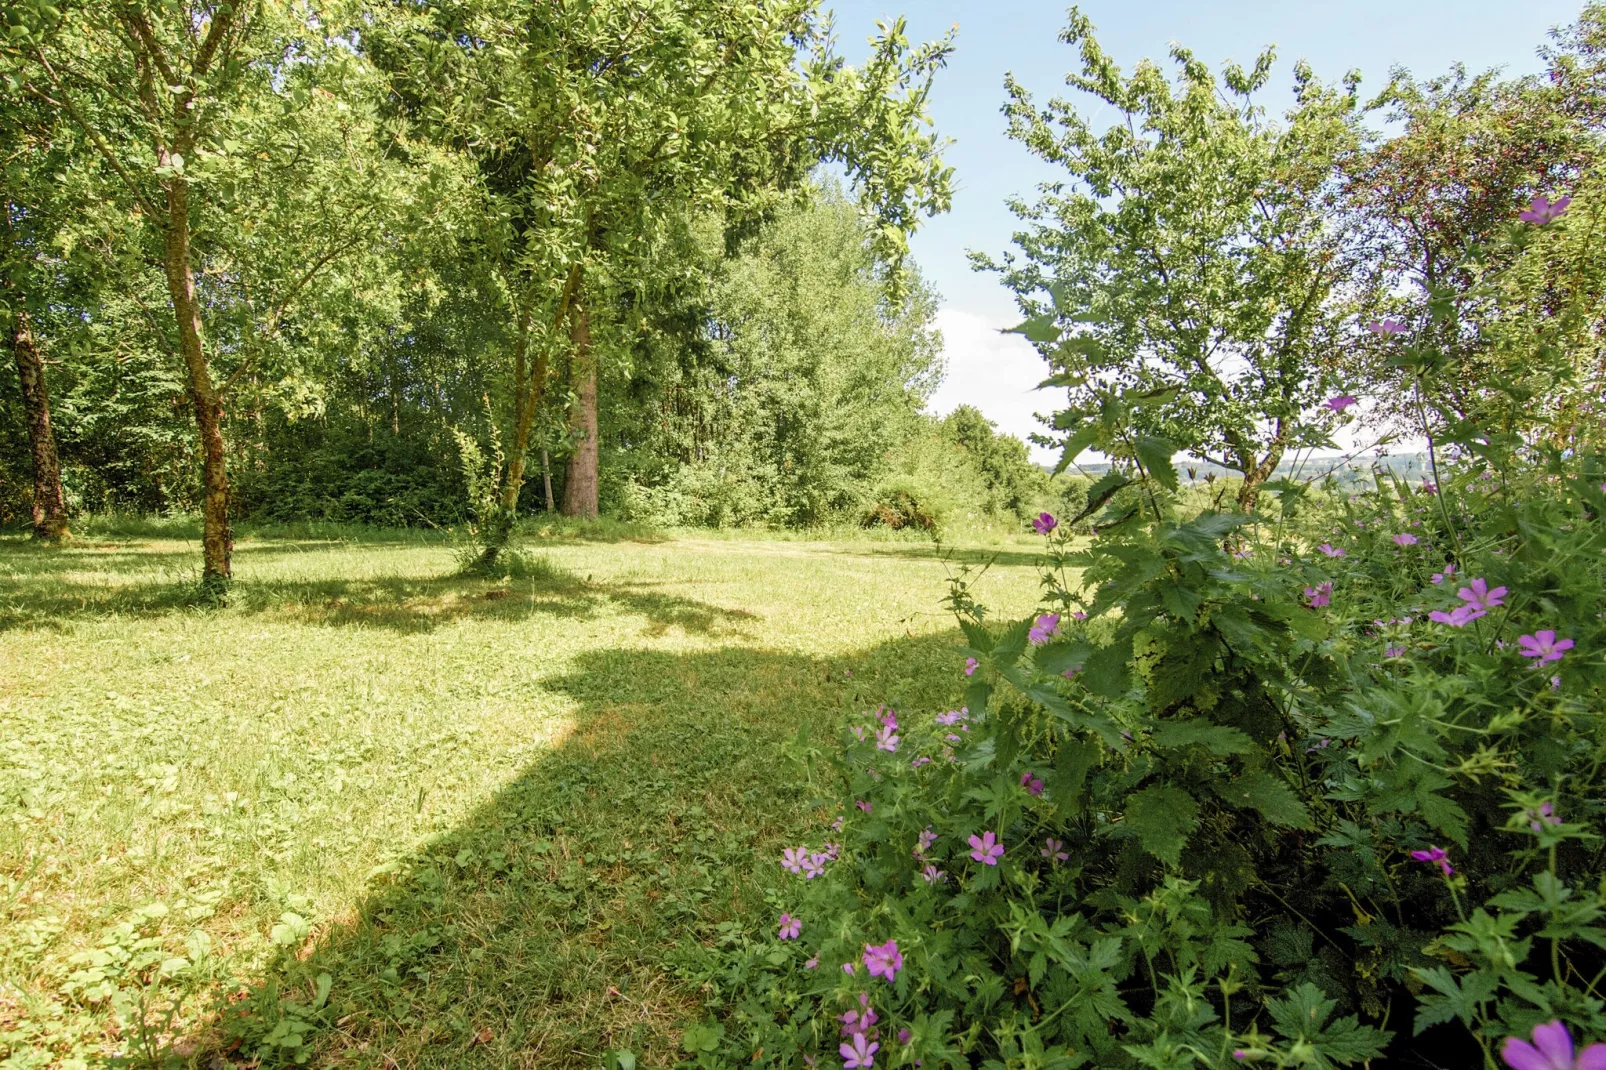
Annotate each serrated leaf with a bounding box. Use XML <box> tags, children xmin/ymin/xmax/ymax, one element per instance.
<box><xmin>1134</xmin><ymin>436</ymin><xmax>1179</xmax><ymax>491</ymax></box>
<box><xmin>1150</xmin><ymin>720</ymin><xmax>1254</xmax><ymax>756</ymax></box>
<box><xmin>1217</xmin><ymin>770</ymin><xmax>1312</xmax><ymax>828</ymax></box>
<box><xmin>1124</xmin><ymin>785</ymin><xmax>1198</xmax><ymax>866</ymax></box>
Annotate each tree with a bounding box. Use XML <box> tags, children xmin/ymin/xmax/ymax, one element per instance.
<box><xmin>10</xmin><ymin>1</ymin><xmax>408</xmax><ymax>583</ymax></box>
<box><xmin>371</xmin><ymin>2</ymin><xmax>954</xmax><ymax>551</ymax></box>
<box><xmin>1</xmin><ymin>96</ymin><xmax>71</xmax><ymax>539</ymax></box>
<box><xmin>977</xmin><ymin>9</ymin><xmax>1373</xmax><ymax>510</ymax></box>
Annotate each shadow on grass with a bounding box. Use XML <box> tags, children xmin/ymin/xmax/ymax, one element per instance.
<box><xmin>0</xmin><ymin>540</ymin><xmax>750</xmax><ymax>636</ymax></box>
<box><xmin>181</xmin><ymin>631</ymin><xmax>963</xmax><ymax>1068</ymax></box>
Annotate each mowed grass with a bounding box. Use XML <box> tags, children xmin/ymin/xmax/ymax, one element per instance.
<box><xmin>0</xmin><ymin>524</ymin><xmax>1045</xmax><ymax>1067</ymax></box>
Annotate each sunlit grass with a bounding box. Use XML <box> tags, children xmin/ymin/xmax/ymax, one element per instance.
<box><xmin>0</xmin><ymin>524</ymin><xmax>1047</xmax><ymax>1067</ymax></box>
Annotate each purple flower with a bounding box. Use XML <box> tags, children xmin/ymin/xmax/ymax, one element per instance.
<box><xmin>852</xmin><ymin>726</ymin><xmax>866</xmax><ymax>742</ymax></box>
<box><xmin>1519</xmin><ymin>631</ymin><xmax>1575</xmax><ymax>665</ymax></box>
<box><xmin>1393</xmin><ymin>532</ymin><xmax>1418</xmax><ymax>546</ymax></box>
<box><xmin>1411</xmin><ymin>846</ymin><xmax>1454</xmax><ymax>877</ymax></box>
<box><xmin>863</xmin><ymin>939</ymin><xmax>903</xmax><ymax>982</ymax></box>
<box><xmin>963</xmin><ymin>657</ymin><xmax>978</xmax><ymax>677</ymax></box>
<box><xmin>1519</xmin><ymin>195</ymin><xmax>1572</xmax><ymax>225</ymax></box>
<box><xmin>831</xmin><ymin>816</ymin><xmax>844</xmax><ymax>832</ymax></box>
<box><xmin>877</xmin><ymin>707</ymin><xmax>899</xmax><ymax>730</ymax></box>
<box><xmin>920</xmin><ymin>864</ymin><xmax>946</xmax><ymax>884</ymax></box>
<box><xmin>916</xmin><ymin>827</ymin><xmax>938</xmax><ymax>855</ymax></box>
<box><xmin>1020</xmin><ymin>771</ymin><xmax>1044</xmax><ymax>796</ymax></box>
<box><xmin>840</xmin><ymin>1032</ymin><xmax>879</xmax><ymax>1069</ymax></box>
<box><xmin>935</xmin><ymin>709</ymin><xmax>965</xmax><ymax>726</ymax></box>
<box><xmin>1422</xmin><ymin>480</ymin><xmax>1439</xmax><ymax>494</ymax></box>
<box><xmin>802</xmin><ymin>854</ymin><xmax>827</xmax><ymax>879</ymax></box>
<box><xmin>1385</xmin><ymin>645</ymin><xmax>1406</xmax><ymax>658</ymax></box>
<box><xmin>1431</xmin><ymin>563</ymin><xmax>1457</xmax><ymax>585</ymax></box>
<box><xmin>1325</xmin><ymin>395</ymin><xmax>1358</xmax><ymax>412</ymax></box>
<box><xmin>1028</xmin><ymin>613</ymin><xmax>1061</xmax><ymax>645</ymax></box>
<box><xmin>968</xmin><ymin>831</ymin><xmax>1004</xmax><ymax>866</ymax></box>
<box><xmin>1367</xmin><ymin>319</ymin><xmax>1407</xmax><ymax>335</ymax></box>
<box><xmin>1501</xmin><ymin>1019</ymin><xmax>1606</xmax><ymax>1070</ymax></box>
<box><xmin>1304</xmin><ymin>583</ymin><xmax>1332</xmax><ymax>608</ymax></box>
<box><xmin>1032</xmin><ymin>512</ymin><xmax>1058</xmax><ymax>535</ymax></box>
<box><xmin>1458</xmin><ymin>577</ymin><xmax>1508</xmax><ymax>614</ymax></box>
<box><xmin>1041</xmin><ymin>837</ymin><xmax>1069</xmax><ymax>863</ymax></box>
<box><xmin>1528</xmin><ymin>802</ymin><xmax>1562</xmax><ymax>833</ymax></box>
<box><xmin>824</xmin><ymin>842</ymin><xmax>840</xmax><ymax>860</ymax></box>
<box><xmin>782</xmin><ymin>847</ymin><xmax>807</xmax><ymax>874</ymax></box>
<box><xmin>875</xmin><ymin>725</ymin><xmax>900</xmax><ymax>752</ymax></box>
<box><xmin>1071</xmin><ymin>609</ymin><xmax>1088</xmax><ymax>621</ymax></box>
<box><xmin>839</xmin><ymin>999</ymin><xmax>878</xmax><ymax>1037</ymax></box>
<box><xmin>1233</xmin><ymin>548</ymin><xmax>1254</xmax><ymax>559</ymax></box>
<box><xmin>897</xmin><ymin>1028</ymin><xmax>911</xmax><ymax>1045</ymax></box>
<box><xmin>910</xmin><ymin>755</ymin><xmax>931</xmax><ymax>769</ymax></box>
<box><xmin>805</xmin><ymin>956</ymin><xmax>819</xmax><ymax>969</ymax></box>
<box><xmin>778</xmin><ymin>913</ymin><xmax>802</xmax><ymax>940</ymax></box>
<box><xmin>1429</xmin><ymin>605</ymin><xmax>1478</xmax><ymax>628</ymax></box>
<box><xmin>1317</xmin><ymin>543</ymin><xmax>1346</xmax><ymax>558</ymax></box>
<box><xmin>842</xmin><ymin>961</ymin><xmax>856</xmax><ymax>975</ymax></box>
<box><xmin>944</xmin><ymin>733</ymin><xmax>961</xmax><ymax>744</ymax></box>
<box><xmin>856</xmin><ymin>800</ymin><xmax>872</xmax><ymax>814</ymax></box>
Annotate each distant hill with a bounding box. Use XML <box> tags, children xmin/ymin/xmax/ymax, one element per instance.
<box><xmin>1048</xmin><ymin>453</ymin><xmax>1433</xmax><ymax>490</ymax></box>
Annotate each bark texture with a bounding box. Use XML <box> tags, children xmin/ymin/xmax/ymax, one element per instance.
<box><xmin>161</xmin><ymin>170</ymin><xmax>232</xmax><ymax>580</ymax></box>
<box><xmin>560</xmin><ymin>294</ymin><xmax>598</xmax><ymax>519</ymax></box>
<box><xmin>9</xmin><ymin>308</ymin><xmax>69</xmax><ymax>539</ymax></box>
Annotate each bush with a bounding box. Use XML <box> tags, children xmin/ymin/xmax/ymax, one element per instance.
<box><xmin>684</xmin><ymin>454</ymin><xmax>1606</xmax><ymax>1069</ymax></box>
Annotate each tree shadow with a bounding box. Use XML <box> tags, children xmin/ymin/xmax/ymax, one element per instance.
<box><xmin>0</xmin><ymin>540</ymin><xmax>753</xmax><ymax>636</ymax></box>
<box><xmin>181</xmin><ymin>631</ymin><xmax>966</xmax><ymax>1068</ymax></box>
<box><xmin>818</xmin><ymin>542</ymin><xmax>1048</xmax><ymax>569</ymax></box>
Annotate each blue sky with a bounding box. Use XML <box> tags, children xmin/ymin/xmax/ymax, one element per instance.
<box><xmin>822</xmin><ymin>0</ymin><xmax>1586</xmax><ymax>458</ymax></box>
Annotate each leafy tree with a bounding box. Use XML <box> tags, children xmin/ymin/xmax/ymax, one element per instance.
<box><xmin>8</xmin><ymin>0</ymin><xmax>416</xmax><ymax>583</ymax></box>
<box><xmin>977</xmin><ymin>9</ymin><xmax>1373</xmax><ymax>509</ymax></box>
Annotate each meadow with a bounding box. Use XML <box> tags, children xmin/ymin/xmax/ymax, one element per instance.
<box><xmin>0</xmin><ymin>523</ymin><xmax>1044</xmax><ymax>1067</ymax></box>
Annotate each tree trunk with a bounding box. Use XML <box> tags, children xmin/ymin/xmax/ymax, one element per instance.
<box><xmin>10</xmin><ymin>308</ymin><xmax>69</xmax><ymax>540</ymax></box>
<box><xmin>160</xmin><ymin>170</ymin><xmax>231</xmax><ymax>582</ymax></box>
<box><xmin>560</xmin><ymin>294</ymin><xmax>598</xmax><ymax>519</ymax></box>
<box><xmin>541</xmin><ymin>450</ymin><xmax>554</xmax><ymax>512</ymax></box>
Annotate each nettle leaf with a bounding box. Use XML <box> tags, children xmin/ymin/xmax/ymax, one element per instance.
<box><xmin>1216</xmin><ymin>771</ymin><xmax>1312</xmax><ymax>828</ymax></box>
<box><xmin>1124</xmin><ymin>785</ymin><xmax>1199</xmax><ymax>867</ymax></box>
<box><xmin>1150</xmin><ymin>720</ymin><xmax>1254</xmax><ymax>756</ymax></box>
<box><xmin>1008</xmin><ymin>314</ymin><xmax>1061</xmax><ymax>344</ymax></box>
<box><xmin>1134</xmin><ymin>435</ymin><xmax>1179</xmax><ymax>491</ymax></box>
<box><xmin>1035</xmin><ymin>639</ymin><xmax>1094</xmax><ymax>677</ymax></box>
<box><xmin>1072</xmin><ymin>470</ymin><xmax>1132</xmax><ymax>524</ymax></box>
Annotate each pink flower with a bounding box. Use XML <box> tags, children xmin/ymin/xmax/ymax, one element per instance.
<box><xmin>805</xmin><ymin>956</ymin><xmax>819</xmax><ymax>969</ymax></box>
<box><xmin>1304</xmin><ymin>583</ymin><xmax>1332</xmax><ymax>608</ymax></box>
<box><xmin>856</xmin><ymin>800</ymin><xmax>872</xmax><ymax>814</ymax></box>
<box><xmin>1385</xmin><ymin>646</ymin><xmax>1406</xmax><ymax>658</ymax></box>
<box><xmin>875</xmin><ymin>725</ymin><xmax>900</xmax><ymax>752</ymax></box>
<box><xmin>910</xmin><ymin>755</ymin><xmax>931</xmax><ymax>769</ymax></box>
<box><xmin>963</xmin><ymin>657</ymin><xmax>978</xmax><ymax>676</ymax></box>
<box><xmin>1393</xmin><ymin>532</ymin><xmax>1418</xmax><ymax>546</ymax></box>
<box><xmin>968</xmin><ymin>831</ymin><xmax>1004</xmax><ymax>865</ymax></box>
<box><xmin>915</xmin><ymin>827</ymin><xmax>938</xmax><ymax>854</ymax></box>
<box><xmin>1366</xmin><ymin>319</ymin><xmax>1407</xmax><ymax>335</ymax></box>
<box><xmin>1458</xmin><ymin>577</ymin><xmax>1508</xmax><ymax>614</ymax></box>
<box><xmin>1325</xmin><ymin>395</ymin><xmax>1358</xmax><ymax>412</ymax></box>
<box><xmin>1317</xmin><ymin>543</ymin><xmax>1346</xmax><ymax>558</ymax></box>
<box><xmin>1411</xmin><ymin>846</ymin><xmax>1453</xmax><ymax>877</ymax></box>
<box><xmin>840</xmin><ymin>1032</ymin><xmax>879</xmax><ymax>1069</ymax></box>
<box><xmin>1519</xmin><ymin>195</ymin><xmax>1572</xmax><ymax>225</ymax></box>
<box><xmin>1020</xmin><ymin>771</ymin><xmax>1044</xmax><ymax>796</ymax></box>
<box><xmin>1519</xmin><ymin>631</ymin><xmax>1574</xmax><ymax>665</ymax></box>
<box><xmin>1028</xmin><ymin>613</ymin><xmax>1060</xmax><ymax>645</ymax></box>
<box><xmin>831</xmin><ymin>816</ymin><xmax>844</xmax><ymax>831</ymax></box>
<box><xmin>1501</xmin><ymin>1019</ymin><xmax>1606</xmax><ymax>1070</ymax></box>
<box><xmin>1032</xmin><ymin>512</ymin><xmax>1058</xmax><ymax>535</ymax></box>
<box><xmin>1431</xmin><ymin>563</ymin><xmax>1456</xmax><ymax>585</ymax></box>
<box><xmin>842</xmin><ymin>961</ymin><xmax>856</xmax><ymax>975</ymax></box>
<box><xmin>897</xmin><ymin>1028</ymin><xmax>911</xmax><ymax>1045</ymax></box>
<box><xmin>863</xmin><ymin>939</ymin><xmax>903</xmax><ymax>982</ymax></box>
<box><xmin>877</xmin><ymin>707</ymin><xmax>899</xmax><ymax>730</ymax></box>
<box><xmin>782</xmin><ymin>847</ymin><xmax>807</xmax><ymax>874</ymax></box>
<box><xmin>920</xmin><ymin>864</ymin><xmax>946</xmax><ymax>884</ymax></box>
<box><xmin>839</xmin><ymin>997</ymin><xmax>878</xmax><ymax>1037</ymax></box>
<box><xmin>1071</xmin><ymin>609</ymin><xmax>1088</xmax><ymax>621</ymax></box>
<box><xmin>1041</xmin><ymin>837</ymin><xmax>1069</xmax><ymax>863</ymax></box>
<box><xmin>802</xmin><ymin>853</ymin><xmax>827</xmax><ymax>879</ymax></box>
<box><xmin>1528</xmin><ymin>802</ymin><xmax>1562</xmax><ymax>833</ymax></box>
<box><xmin>1429</xmin><ymin>605</ymin><xmax>1478</xmax><ymax>628</ymax></box>
<box><xmin>778</xmin><ymin>913</ymin><xmax>801</xmax><ymax>940</ymax></box>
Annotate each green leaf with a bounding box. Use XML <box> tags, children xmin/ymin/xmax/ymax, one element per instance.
<box><xmin>1217</xmin><ymin>770</ymin><xmax>1312</xmax><ymax>828</ymax></box>
<box><xmin>1125</xmin><ymin>785</ymin><xmax>1199</xmax><ymax>866</ymax></box>
<box><xmin>1134</xmin><ymin>435</ymin><xmax>1179</xmax><ymax>491</ymax></box>
<box><xmin>1150</xmin><ymin>719</ymin><xmax>1254</xmax><ymax>756</ymax></box>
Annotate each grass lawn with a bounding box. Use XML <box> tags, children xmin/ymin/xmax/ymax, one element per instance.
<box><xmin>0</xmin><ymin>524</ymin><xmax>1045</xmax><ymax>1068</ymax></box>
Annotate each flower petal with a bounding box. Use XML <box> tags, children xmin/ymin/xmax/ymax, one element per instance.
<box><xmin>1500</xmin><ymin>1038</ymin><xmax>1551</xmax><ymax>1070</ymax></box>
<box><xmin>1532</xmin><ymin>1021</ymin><xmax>1575</xmax><ymax>1066</ymax></box>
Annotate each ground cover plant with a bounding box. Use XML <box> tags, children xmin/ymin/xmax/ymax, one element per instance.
<box><xmin>0</xmin><ymin>524</ymin><xmax>1044</xmax><ymax>1066</ymax></box>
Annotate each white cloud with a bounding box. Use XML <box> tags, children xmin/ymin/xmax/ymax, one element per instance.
<box><xmin>926</xmin><ymin>306</ymin><xmax>1060</xmax><ymax>463</ymax></box>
